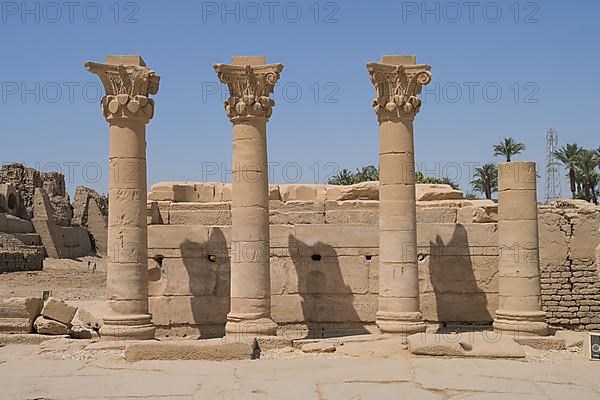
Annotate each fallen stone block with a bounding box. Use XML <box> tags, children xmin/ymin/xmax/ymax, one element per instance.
<box><xmin>34</xmin><ymin>316</ymin><xmax>69</xmax><ymax>335</ymax></box>
<box><xmin>72</xmin><ymin>302</ymin><xmax>108</xmax><ymax>330</ymax></box>
<box><xmin>124</xmin><ymin>338</ymin><xmax>258</xmax><ymax>361</ymax></box>
<box><xmin>41</xmin><ymin>298</ymin><xmax>77</xmax><ymax>325</ymax></box>
<box><xmin>301</xmin><ymin>342</ymin><xmax>337</xmax><ymax>353</ymax></box>
<box><xmin>70</xmin><ymin>327</ymin><xmax>99</xmax><ymax>340</ymax></box>
<box><xmin>407</xmin><ymin>332</ymin><xmax>526</xmax><ymax>359</ymax></box>
<box><xmin>0</xmin><ymin>297</ymin><xmax>44</xmax><ymax>333</ymax></box>
<box><xmin>416</xmin><ymin>184</ymin><xmax>464</xmax><ymax>201</ymax></box>
<box><xmin>0</xmin><ymin>333</ymin><xmax>70</xmax><ymax>345</ymax></box>
<box><xmin>514</xmin><ymin>336</ymin><xmax>566</xmax><ymax>350</ymax></box>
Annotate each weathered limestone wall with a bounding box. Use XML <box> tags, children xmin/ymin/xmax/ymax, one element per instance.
<box><xmin>0</xmin><ymin>163</ymin><xmax>73</xmax><ymax>226</ymax></box>
<box><xmin>72</xmin><ymin>186</ymin><xmax>108</xmax><ymax>256</ymax></box>
<box><xmin>0</xmin><ymin>232</ymin><xmax>44</xmax><ymax>273</ymax></box>
<box><xmin>538</xmin><ymin>200</ymin><xmax>600</xmax><ymax>330</ymax></box>
<box><xmin>147</xmin><ymin>182</ymin><xmax>600</xmax><ymax>336</ymax></box>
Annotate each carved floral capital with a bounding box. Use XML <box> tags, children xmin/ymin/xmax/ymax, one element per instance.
<box><xmin>367</xmin><ymin>62</ymin><xmax>432</xmax><ymax>123</ymax></box>
<box><xmin>85</xmin><ymin>61</ymin><xmax>160</xmax><ymax>123</ymax></box>
<box><xmin>214</xmin><ymin>63</ymin><xmax>283</xmax><ymax>122</ymax></box>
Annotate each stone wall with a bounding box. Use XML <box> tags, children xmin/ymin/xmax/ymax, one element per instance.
<box><xmin>72</xmin><ymin>186</ymin><xmax>108</xmax><ymax>256</ymax></box>
<box><xmin>147</xmin><ymin>182</ymin><xmax>600</xmax><ymax>336</ymax></box>
<box><xmin>538</xmin><ymin>200</ymin><xmax>600</xmax><ymax>331</ymax></box>
<box><xmin>0</xmin><ymin>163</ymin><xmax>72</xmax><ymax>226</ymax></box>
<box><xmin>0</xmin><ymin>232</ymin><xmax>44</xmax><ymax>273</ymax></box>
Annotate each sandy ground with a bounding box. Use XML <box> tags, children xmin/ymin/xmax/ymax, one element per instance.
<box><xmin>0</xmin><ymin>256</ymin><xmax>106</xmax><ymax>301</ymax></box>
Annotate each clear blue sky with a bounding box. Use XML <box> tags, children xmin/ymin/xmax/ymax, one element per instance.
<box><xmin>1</xmin><ymin>0</ymin><xmax>598</xmax><ymax>198</ymax></box>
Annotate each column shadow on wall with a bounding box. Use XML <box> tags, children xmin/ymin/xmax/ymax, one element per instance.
<box><xmin>288</xmin><ymin>235</ymin><xmax>369</xmax><ymax>339</ymax></box>
<box><xmin>427</xmin><ymin>224</ymin><xmax>492</xmax><ymax>332</ymax></box>
<box><xmin>179</xmin><ymin>227</ymin><xmax>230</xmax><ymax>338</ymax></box>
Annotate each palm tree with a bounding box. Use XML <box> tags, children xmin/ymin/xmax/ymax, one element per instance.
<box><xmin>328</xmin><ymin>169</ymin><xmax>356</xmax><ymax>185</ymax></box>
<box><xmin>493</xmin><ymin>137</ymin><xmax>526</xmax><ymax>162</ymax></box>
<box><xmin>471</xmin><ymin>163</ymin><xmax>498</xmax><ymax>200</ymax></box>
<box><xmin>355</xmin><ymin>165</ymin><xmax>379</xmax><ymax>182</ymax></box>
<box><xmin>554</xmin><ymin>143</ymin><xmax>583</xmax><ymax>199</ymax></box>
<box><xmin>574</xmin><ymin>149</ymin><xmax>599</xmax><ymax>204</ymax></box>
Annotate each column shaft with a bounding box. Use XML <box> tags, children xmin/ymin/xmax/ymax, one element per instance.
<box><xmin>494</xmin><ymin>161</ymin><xmax>549</xmax><ymax>337</ymax></box>
<box><xmin>102</xmin><ymin>121</ymin><xmax>154</xmax><ymax>339</ymax></box>
<box><xmin>227</xmin><ymin>118</ymin><xmax>276</xmax><ymax>335</ymax></box>
<box><xmin>376</xmin><ymin>118</ymin><xmax>425</xmax><ymax>336</ymax></box>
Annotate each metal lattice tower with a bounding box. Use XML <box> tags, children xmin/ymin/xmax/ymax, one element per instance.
<box><xmin>544</xmin><ymin>129</ymin><xmax>561</xmax><ymax>203</ymax></box>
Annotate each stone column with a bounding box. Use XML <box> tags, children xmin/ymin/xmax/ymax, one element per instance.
<box><xmin>367</xmin><ymin>56</ymin><xmax>432</xmax><ymax>338</ymax></box>
<box><xmin>494</xmin><ymin>161</ymin><xmax>549</xmax><ymax>337</ymax></box>
<box><xmin>214</xmin><ymin>56</ymin><xmax>283</xmax><ymax>336</ymax></box>
<box><xmin>86</xmin><ymin>55</ymin><xmax>160</xmax><ymax>340</ymax></box>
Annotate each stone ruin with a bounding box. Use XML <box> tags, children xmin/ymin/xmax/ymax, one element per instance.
<box><xmin>145</xmin><ymin>181</ymin><xmax>600</xmax><ymax>337</ymax></box>
<box><xmin>1</xmin><ymin>54</ymin><xmax>599</xmax><ymax>351</ymax></box>
<box><xmin>0</xmin><ymin>163</ymin><xmax>109</xmax><ymax>272</ymax></box>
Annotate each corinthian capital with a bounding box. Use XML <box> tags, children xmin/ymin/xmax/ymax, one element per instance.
<box><xmin>367</xmin><ymin>57</ymin><xmax>431</xmax><ymax>123</ymax></box>
<box><xmin>214</xmin><ymin>62</ymin><xmax>283</xmax><ymax>122</ymax></box>
<box><xmin>85</xmin><ymin>56</ymin><xmax>160</xmax><ymax>123</ymax></box>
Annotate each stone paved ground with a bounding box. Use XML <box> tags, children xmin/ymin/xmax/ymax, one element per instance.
<box><xmin>1</xmin><ymin>341</ymin><xmax>599</xmax><ymax>400</ymax></box>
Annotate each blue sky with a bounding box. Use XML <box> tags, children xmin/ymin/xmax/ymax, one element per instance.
<box><xmin>1</xmin><ymin>0</ymin><xmax>599</xmax><ymax>198</ymax></box>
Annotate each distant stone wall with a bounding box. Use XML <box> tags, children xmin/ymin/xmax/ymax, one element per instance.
<box><xmin>72</xmin><ymin>186</ymin><xmax>108</xmax><ymax>256</ymax></box>
<box><xmin>0</xmin><ymin>163</ymin><xmax>72</xmax><ymax>226</ymax></box>
<box><xmin>147</xmin><ymin>182</ymin><xmax>600</xmax><ymax>336</ymax></box>
<box><xmin>0</xmin><ymin>232</ymin><xmax>44</xmax><ymax>273</ymax></box>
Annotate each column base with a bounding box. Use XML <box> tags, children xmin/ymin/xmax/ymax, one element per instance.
<box><xmin>493</xmin><ymin>310</ymin><xmax>549</xmax><ymax>338</ymax></box>
<box><xmin>225</xmin><ymin>316</ymin><xmax>278</xmax><ymax>337</ymax></box>
<box><xmin>100</xmin><ymin>313</ymin><xmax>155</xmax><ymax>341</ymax></box>
<box><xmin>376</xmin><ymin>311</ymin><xmax>426</xmax><ymax>339</ymax></box>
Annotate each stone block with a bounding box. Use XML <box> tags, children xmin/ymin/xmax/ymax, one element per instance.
<box><xmin>407</xmin><ymin>332</ymin><xmax>525</xmax><ymax>358</ymax></box>
<box><xmin>417</xmin><ymin>208</ymin><xmax>457</xmax><ymax>223</ymax></box>
<box><xmin>293</xmin><ymin>224</ymin><xmax>378</xmax><ymax>248</ymax></box>
<box><xmin>301</xmin><ymin>341</ymin><xmax>337</xmax><ymax>353</ymax></box>
<box><xmin>170</xmin><ymin>209</ymin><xmax>231</xmax><ymax>225</ymax></box>
<box><xmin>279</xmin><ymin>184</ymin><xmax>327</xmax><ymax>202</ymax></box>
<box><xmin>153</xmin><ymin>295</ymin><xmax>229</xmax><ymax>325</ymax></box>
<box><xmin>271</xmin><ymin>293</ymin><xmax>376</xmax><ymax>323</ymax></box>
<box><xmin>162</xmin><ymin>257</ymin><xmax>230</xmax><ymax>297</ymax></box>
<box><xmin>457</xmin><ymin>206</ymin><xmax>498</xmax><ymax>224</ymax></box>
<box><xmin>124</xmin><ymin>338</ymin><xmax>257</xmax><ymax>361</ymax></box>
<box><xmin>270</xmin><ymin>256</ymin><xmax>370</xmax><ymax>296</ymax></box>
<box><xmin>416</xmin><ymin>184</ymin><xmax>464</xmax><ymax>201</ymax></box>
<box><xmin>148</xmin><ymin>225</ymin><xmax>210</xmax><ymax>250</ymax></box>
<box><xmin>325</xmin><ymin>210</ymin><xmax>378</xmax><ymax>225</ymax></box>
<box><xmin>0</xmin><ymin>297</ymin><xmax>43</xmax><ymax>333</ymax></box>
<box><xmin>71</xmin><ymin>302</ymin><xmax>110</xmax><ymax>330</ymax></box>
<box><xmin>34</xmin><ymin>316</ymin><xmax>69</xmax><ymax>335</ymax></box>
<box><xmin>41</xmin><ymin>298</ymin><xmax>78</xmax><ymax>325</ymax></box>
<box><xmin>269</xmin><ymin>210</ymin><xmax>325</xmax><ymax>225</ymax></box>
<box><xmin>325</xmin><ymin>201</ymin><xmax>378</xmax><ymax>224</ymax></box>
<box><xmin>514</xmin><ymin>336</ymin><xmax>566</xmax><ymax>350</ymax></box>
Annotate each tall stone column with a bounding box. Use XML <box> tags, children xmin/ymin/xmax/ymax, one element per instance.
<box><xmin>494</xmin><ymin>161</ymin><xmax>549</xmax><ymax>337</ymax></box>
<box><xmin>215</xmin><ymin>56</ymin><xmax>283</xmax><ymax>336</ymax></box>
<box><xmin>367</xmin><ymin>56</ymin><xmax>432</xmax><ymax>338</ymax></box>
<box><xmin>86</xmin><ymin>55</ymin><xmax>160</xmax><ymax>340</ymax></box>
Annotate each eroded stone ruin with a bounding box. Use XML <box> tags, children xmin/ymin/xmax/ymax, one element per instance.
<box><xmin>0</xmin><ymin>163</ymin><xmax>108</xmax><ymax>272</ymax></box>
